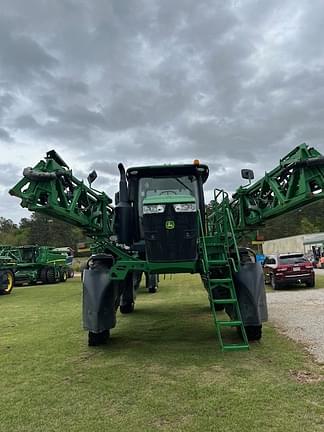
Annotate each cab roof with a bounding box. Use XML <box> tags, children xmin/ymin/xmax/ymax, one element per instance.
<box><xmin>126</xmin><ymin>164</ymin><xmax>209</xmax><ymax>184</ymax></box>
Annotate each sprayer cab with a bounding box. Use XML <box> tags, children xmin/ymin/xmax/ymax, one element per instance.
<box><xmin>115</xmin><ymin>163</ymin><xmax>209</xmax><ymax>261</ymax></box>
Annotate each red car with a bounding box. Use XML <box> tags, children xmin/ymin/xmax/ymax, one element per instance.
<box><xmin>263</xmin><ymin>253</ymin><xmax>315</xmax><ymax>289</ymax></box>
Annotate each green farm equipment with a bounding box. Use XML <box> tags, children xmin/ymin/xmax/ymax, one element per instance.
<box><xmin>0</xmin><ymin>245</ymin><xmax>73</xmax><ymax>286</ymax></box>
<box><xmin>0</xmin><ymin>249</ymin><xmax>16</xmax><ymax>295</ymax></box>
<box><xmin>9</xmin><ymin>144</ymin><xmax>324</xmax><ymax>350</ymax></box>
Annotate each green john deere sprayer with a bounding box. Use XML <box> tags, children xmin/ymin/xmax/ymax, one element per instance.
<box><xmin>9</xmin><ymin>144</ymin><xmax>324</xmax><ymax>351</ymax></box>
<box><xmin>0</xmin><ymin>245</ymin><xmax>74</xmax><ymax>287</ymax></box>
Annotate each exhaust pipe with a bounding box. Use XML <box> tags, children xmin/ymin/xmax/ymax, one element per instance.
<box><xmin>114</xmin><ymin>163</ymin><xmax>132</xmax><ymax>245</ymax></box>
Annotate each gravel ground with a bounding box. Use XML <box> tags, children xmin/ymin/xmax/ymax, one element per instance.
<box><xmin>267</xmin><ymin>287</ymin><xmax>324</xmax><ymax>363</ymax></box>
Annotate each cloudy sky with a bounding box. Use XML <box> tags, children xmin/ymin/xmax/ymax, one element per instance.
<box><xmin>1</xmin><ymin>0</ymin><xmax>324</xmax><ymax>223</ymax></box>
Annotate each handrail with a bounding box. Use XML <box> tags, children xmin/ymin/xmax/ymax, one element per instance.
<box><xmin>207</xmin><ymin>188</ymin><xmax>241</xmax><ymax>272</ymax></box>
<box><xmin>226</xmin><ymin>208</ymin><xmax>240</xmax><ymax>272</ymax></box>
<box><xmin>197</xmin><ymin>210</ymin><xmax>208</xmax><ymax>274</ymax></box>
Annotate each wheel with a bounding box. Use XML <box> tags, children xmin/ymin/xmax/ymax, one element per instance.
<box><xmin>60</xmin><ymin>270</ymin><xmax>68</xmax><ymax>282</ymax></box>
<box><xmin>120</xmin><ymin>302</ymin><xmax>135</xmax><ymax>314</ymax></box>
<box><xmin>148</xmin><ymin>286</ymin><xmax>157</xmax><ymax>294</ymax></box>
<box><xmin>40</xmin><ymin>267</ymin><xmax>48</xmax><ymax>283</ymax></box>
<box><xmin>88</xmin><ymin>330</ymin><xmax>110</xmax><ymax>346</ymax></box>
<box><xmin>80</xmin><ymin>263</ymin><xmax>88</xmax><ymax>280</ymax></box>
<box><xmin>145</xmin><ymin>273</ymin><xmax>158</xmax><ymax>293</ymax></box>
<box><xmin>67</xmin><ymin>268</ymin><xmax>74</xmax><ymax>278</ymax></box>
<box><xmin>244</xmin><ymin>325</ymin><xmax>262</xmax><ymax>341</ymax></box>
<box><xmin>0</xmin><ymin>270</ymin><xmax>14</xmax><ymax>295</ymax></box>
<box><xmin>270</xmin><ymin>275</ymin><xmax>279</xmax><ymax>290</ymax></box>
<box><xmin>46</xmin><ymin>267</ymin><xmax>60</xmax><ymax>284</ymax></box>
<box><xmin>306</xmin><ymin>277</ymin><xmax>315</xmax><ymax>288</ymax></box>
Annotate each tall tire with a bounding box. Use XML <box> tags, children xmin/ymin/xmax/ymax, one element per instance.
<box><xmin>245</xmin><ymin>325</ymin><xmax>262</xmax><ymax>341</ymax></box>
<box><xmin>80</xmin><ymin>263</ymin><xmax>88</xmax><ymax>280</ymax></box>
<box><xmin>120</xmin><ymin>302</ymin><xmax>135</xmax><ymax>314</ymax></box>
<box><xmin>67</xmin><ymin>268</ymin><xmax>74</xmax><ymax>278</ymax></box>
<box><xmin>270</xmin><ymin>275</ymin><xmax>279</xmax><ymax>290</ymax></box>
<box><xmin>0</xmin><ymin>270</ymin><xmax>14</xmax><ymax>295</ymax></box>
<box><xmin>60</xmin><ymin>270</ymin><xmax>68</xmax><ymax>282</ymax></box>
<box><xmin>148</xmin><ymin>286</ymin><xmax>157</xmax><ymax>294</ymax></box>
<box><xmin>88</xmin><ymin>330</ymin><xmax>110</xmax><ymax>346</ymax></box>
<box><xmin>40</xmin><ymin>267</ymin><xmax>48</xmax><ymax>284</ymax></box>
<box><xmin>46</xmin><ymin>267</ymin><xmax>60</xmax><ymax>284</ymax></box>
<box><xmin>306</xmin><ymin>276</ymin><xmax>315</xmax><ymax>288</ymax></box>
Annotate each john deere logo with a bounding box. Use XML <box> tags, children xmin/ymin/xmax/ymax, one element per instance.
<box><xmin>165</xmin><ymin>220</ymin><xmax>175</xmax><ymax>230</ymax></box>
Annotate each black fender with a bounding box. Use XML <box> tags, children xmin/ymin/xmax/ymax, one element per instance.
<box><xmin>232</xmin><ymin>262</ymin><xmax>268</xmax><ymax>326</ymax></box>
<box><xmin>82</xmin><ymin>254</ymin><xmax>118</xmax><ymax>333</ymax></box>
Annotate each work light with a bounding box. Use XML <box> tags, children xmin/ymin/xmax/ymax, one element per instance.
<box><xmin>173</xmin><ymin>203</ymin><xmax>197</xmax><ymax>212</ymax></box>
<box><xmin>143</xmin><ymin>204</ymin><xmax>166</xmax><ymax>214</ymax></box>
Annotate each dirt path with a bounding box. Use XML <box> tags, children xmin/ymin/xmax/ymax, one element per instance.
<box><xmin>267</xmin><ymin>288</ymin><xmax>324</xmax><ymax>363</ymax></box>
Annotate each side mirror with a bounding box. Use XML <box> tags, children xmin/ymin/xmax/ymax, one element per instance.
<box><xmin>87</xmin><ymin>170</ymin><xmax>97</xmax><ymax>186</ymax></box>
<box><xmin>241</xmin><ymin>169</ymin><xmax>254</xmax><ymax>181</ymax></box>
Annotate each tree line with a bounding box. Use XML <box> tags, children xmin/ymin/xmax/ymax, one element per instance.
<box><xmin>258</xmin><ymin>199</ymin><xmax>324</xmax><ymax>240</ymax></box>
<box><xmin>0</xmin><ymin>213</ymin><xmax>87</xmax><ymax>250</ymax></box>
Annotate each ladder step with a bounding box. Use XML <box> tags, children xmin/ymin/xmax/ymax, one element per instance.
<box><xmin>217</xmin><ymin>320</ymin><xmax>242</xmax><ymax>327</ymax></box>
<box><xmin>213</xmin><ymin>299</ymin><xmax>236</xmax><ymax>304</ymax></box>
<box><xmin>209</xmin><ymin>278</ymin><xmax>232</xmax><ymax>284</ymax></box>
<box><xmin>223</xmin><ymin>344</ymin><xmax>249</xmax><ymax>351</ymax></box>
<box><xmin>203</xmin><ymin>241</ymin><xmax>223</xmax><ymax>247</ymax></box>
<box><xmin>208</xmin><ymin>259</ymin><xmax>228</xmax><ymax>265</ymax></box>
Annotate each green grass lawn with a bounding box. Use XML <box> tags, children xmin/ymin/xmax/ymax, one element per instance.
<box><xmin>316</xmin><ymin>274</ymin><xmax>324</xmax><ymax>288</ymax></box>
<box><xmin>1</xmin><ymin>275</ymin><xmax>324</xmax><ymax>432</ymax></box>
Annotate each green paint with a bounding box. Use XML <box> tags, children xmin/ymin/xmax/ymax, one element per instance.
<box><xmin>143</xmin><ymin>194</ymin><xmax>195</xmax><ymax>205</ymax></box>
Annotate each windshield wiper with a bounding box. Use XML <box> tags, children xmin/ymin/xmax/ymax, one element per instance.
<box><xmin>175</xmin><ymin>177</ymin><xmax>192</xmax><ymax>193</ymax></box>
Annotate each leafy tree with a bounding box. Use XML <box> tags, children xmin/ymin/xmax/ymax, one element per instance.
<box><xmin>299</xmin><ymin>216</ymin><xmax>321</xmax><ymax>234</ymax></box>
<box><xmin>259</xmin><ymin>200</ymin><xmax>324</xmax><ymax>241</ymax></box>
<box><xmin>0</xmin><ymin>217</ymin><xmax>17</xmax><ymax>233</ymax></box>
<box><xmin>27</xmin><ymin>213</ymin><xmax>85</xmax><ymax>248</ymax></box>
<box><xmin>0</xmin><ymin>217</ymin><xmax>19</xmax><ymax>245</ymax></box>
<box><xmin>0</xmin><ymin>213</ymin><xmax>87</xmax><ymax>250</ymax></box>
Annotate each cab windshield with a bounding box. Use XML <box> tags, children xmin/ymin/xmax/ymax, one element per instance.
<box><xmin>138</xmin><ymin>175</ymin><xmax>199</xmax><ymax>216</ymax></box>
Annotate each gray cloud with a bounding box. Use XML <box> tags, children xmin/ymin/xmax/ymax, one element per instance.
<box><xmin>0</xmin><ymin>18</ymin><xmax>58</xmax><ymax>85</ymax></box>
<box><xmin>0</xmin><ymin>92</ymin><xmax>16</xmax><ymax>119</ymax></box>
<box><xmin>90</xmin><ymin>161</ymin><xmax>119</xmax><ymax>177</ymax></box>
<box><xmin>14</xmin><ymin>114</ymin><xmax>40</xmax><ymax>130</ymax></box>
<box><xmin>0</xmin><ymin>128</ymin><xmax>13</xmax><ymax>142</ymax></box>
<box><xmin>0</xmin><ymin>163</ymin><xmax>22</xmax><ymax>186</ymax></box>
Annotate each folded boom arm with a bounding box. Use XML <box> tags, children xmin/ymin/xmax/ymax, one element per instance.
<box><xmin>231</xmin><ymin>143</ymin><xmax>324</xmax><ymax>230</ymax></box>
<box><xmin>9</xmin><ymin>150</ymin><xmax>114</xmax><ymax>239</ymax></box>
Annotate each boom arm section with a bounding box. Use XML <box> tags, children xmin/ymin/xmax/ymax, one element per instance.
<box><xmin>9</xmin><ymin>150</ymin><xmax>114</xmax><ymax>239</ymax></box>
<box><xmin>231</xmin><ymin>143</ymin><xmax>324</xmax><ymax>230</ymax></box>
